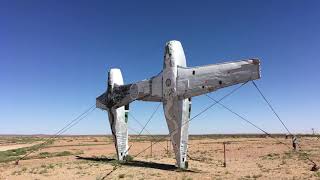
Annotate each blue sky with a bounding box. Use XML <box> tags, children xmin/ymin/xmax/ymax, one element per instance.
<box><xmin>1</xmin><ymin>0</ymin><xmax>320</xmax><ymax>135</ymax></box>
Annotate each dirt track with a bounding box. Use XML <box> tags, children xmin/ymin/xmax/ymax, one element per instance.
<box><xmin>0</xmin><ymin>135</ymin><xmax>319</xmax><ymax>180</ymax></box>
<box><xmin>0</xmin><ymin>142</ymin><xmax>43</xmax><ymax>152</ymax></box>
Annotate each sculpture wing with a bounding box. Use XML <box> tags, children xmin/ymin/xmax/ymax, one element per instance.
<box><xmin>96</xmin><ymin>73</ymin><xmax>163</xmax><ymax>109</ymax></box>
<box><xmin>176</xmin><ymin>59</ymin><xmax>261</xmax><ymax>99</ymax></box>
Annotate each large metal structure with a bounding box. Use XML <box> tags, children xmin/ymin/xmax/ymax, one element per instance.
<box><xmin>96</xmin><ymin>40</ymin><xmax>261</xmax><ymax>169</ymax></box>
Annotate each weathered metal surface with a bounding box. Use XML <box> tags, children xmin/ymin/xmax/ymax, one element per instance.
<box><xmin>105</xmin><ymin>69</ymin><xmax>128</xmax><ymax>161</ymax></box>
<box><xmin>162</xmin><ymin>41</ymin><xmax>190</xmax><ymax>169</ymax></box>
<box><xmin>177</xmin><ymin>59</ymin><xmax>261</xmax><ymax>99</ymax></box>
<box><xmin>96</xmin><ymin>40</ymin><xmax>261</xmax><ymax>168</ymax></box>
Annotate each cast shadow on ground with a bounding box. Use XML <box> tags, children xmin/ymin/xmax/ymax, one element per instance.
<box><xmin>75</xmin><ymin>156</ymin><xmax>199</xmax><ymax>172</ymax></box>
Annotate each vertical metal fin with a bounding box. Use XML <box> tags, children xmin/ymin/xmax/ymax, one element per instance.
<box><xmin>163</xmin><ymin>97</ymin><xmax>190</xmax><ymax>169</ymax></box>
<box><xmin>107</xmin><ymin>69</ymin><xmax>129</xmax><ymax>161</ymax></box>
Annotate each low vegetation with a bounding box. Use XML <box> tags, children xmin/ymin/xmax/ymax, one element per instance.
<box><xmin>0</xmin><ymin>140</ymin><xmax>84</xmax><ymax>163</ymax></box>
<box><xmin>0</xmin><ymin>136</ymin><xmax>44</xmax><ymax>145</ymax></box>
<box><xmin>0</xmin><ymin>140</ymin><xmax>53</xmax><ymax>163</ymax></box>
<box><xmin>35</xmin><ymin>150</ymin><xmax>82</xmax><ymax>159</ymax></box>
<box><xmin>0</xmin><ymin>135</ymin><xmax>319</xmax><ymax>179</ymax></box>
<box><xmin>118</xmin><ymin>173</ymin><xmax>125</xmax><ymax>178</ymax></box>
<box><xmin>261</xmin><ymin>153</ymin><xmax>280</xmax><ymax>160</ymax></box>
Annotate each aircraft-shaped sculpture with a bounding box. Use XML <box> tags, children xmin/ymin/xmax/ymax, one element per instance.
<box><xmin>96</xmin><ymin>40</ymin><xmax>261</xmax><ymax>169</ymax></box>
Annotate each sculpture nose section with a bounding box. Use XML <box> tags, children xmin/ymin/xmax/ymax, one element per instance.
<box><xmin>165</xmin><ymin>40</ymin><xmax>182</xmax><ymax>56</ymax></box>
<box><xmin>164</xmin><ymin>40</ymin><xmax>187</xmax><ymax>68</ymax></box>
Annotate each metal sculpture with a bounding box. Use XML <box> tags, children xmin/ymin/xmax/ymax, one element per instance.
<box><xmin>96</xmin><ymin>40</ymin><xmax>261</xmax><ymax>169</ymax></box>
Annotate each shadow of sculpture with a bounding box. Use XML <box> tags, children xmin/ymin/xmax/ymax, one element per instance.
<box><xmin>75</xmin><ymin>156</ymin><xmax>199</xmax><ymax>172</ymax></box>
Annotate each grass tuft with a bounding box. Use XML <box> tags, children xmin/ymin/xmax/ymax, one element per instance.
<box><xmin>118</xmin><ymin>173</ymin><xmax>125</xmax><ymax>178</ymax></box>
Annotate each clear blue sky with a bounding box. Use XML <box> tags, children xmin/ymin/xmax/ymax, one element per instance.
<box><xmin>1</xmin><ymin>0</ymin><xmax>320</xmax><ymax>135</ymax></box>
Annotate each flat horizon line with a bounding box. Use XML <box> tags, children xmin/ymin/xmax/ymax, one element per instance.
<box><xmin>0</xmin><ymin>133</ymin><xmax>318</xmax><ymax>137</ymax></box>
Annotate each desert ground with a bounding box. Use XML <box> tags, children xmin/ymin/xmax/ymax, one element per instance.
<box><xmin>0</xmin><ymin>135</ymin><xmax>319</xmax><ymax>180</ymax></box>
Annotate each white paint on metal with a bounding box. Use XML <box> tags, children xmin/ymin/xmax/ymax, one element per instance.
<box><xmin>106</xmin><ymin>69</ymin><xmax>128</xmax><ymax>161</ymax></box>
<box><xmin>96</xmin><ymin>40</ymin><xmax>261</xmax><ymax>168</ymax></box>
